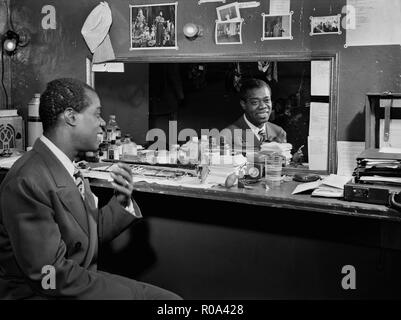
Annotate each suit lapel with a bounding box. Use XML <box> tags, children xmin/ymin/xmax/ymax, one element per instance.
<box><xmin>236</xmin><ymin>116</ymin><xmax>261</xmax><ymax>150</ymax></box>
<box><xmin>33</xmin><ymin>139</ymin><xmax>90</xmax><ymax>235</ymax></box>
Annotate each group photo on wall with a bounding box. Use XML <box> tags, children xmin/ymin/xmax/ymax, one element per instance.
<box><xmin>130</xmin><ymin>2</ymin><xmax>177</xmax><ymax>49</ymax></box>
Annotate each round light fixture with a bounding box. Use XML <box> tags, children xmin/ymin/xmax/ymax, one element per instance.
<box><xmin>183</xmin><ymin>23</ymin><xmax>203</xmax><ymax>40</ymax></box>
<box><xmin>2</xmin><ymin>30</ymin><xmax>20</xmax><ymax>55</ymax></box>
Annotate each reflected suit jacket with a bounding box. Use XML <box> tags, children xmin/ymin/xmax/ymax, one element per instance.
<box><xmin>0</xmin><ymin>139</ymin><xmax>141</xmax><ymax>299</ymax></box>
<box><xmin>222</xmin><ymin>115</ymin><xmax>287</xmax><ymax>152</ymax></box>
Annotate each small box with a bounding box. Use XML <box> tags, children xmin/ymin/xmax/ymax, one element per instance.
<box><xmin>0</xmin><ymin>115</ymin><xmax>25</xmax><ymax>152</ymax></box>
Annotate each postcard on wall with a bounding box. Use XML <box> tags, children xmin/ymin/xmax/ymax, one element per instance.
<box><xmin>130</xmin><ymin>2</ymin><xmax>178</xmax><ymax>50</ymax></box>
<box><xmin>215</xmin><ymin>20</ymin><xmax>243</xmax><ymax>45</ymax></box>
<box><xmin>310</xmin><ymin>15</ymin><xmax>342</xmax><ymax>36</ymax></box>
<box><xmin>269</xmin><ymin>0</ymin><xmax>290</xmax><ymax>15</ymax></box>
<box><xmin>262</xmin><ymin>12</ymin><xmax>293</xmax><ymax>40</ymax></box>
<box><xmin>216</xmin><ymin>2</ymin><xmax>241</xmax><ymax>22</ymax></box>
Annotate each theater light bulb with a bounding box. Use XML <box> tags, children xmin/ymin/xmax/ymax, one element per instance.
<box><xmin>2</xmin><ymin>30</ymin><xmax>20</xmax><ymax>55</ymax></box>
<box><xmin>184</xmin><ymin>23</ymin><xmax>198</xmax><ymax>37</ymax></box>
<box><xmin>183</xmin><ymin>23</ymin><xmax>202</xmax><ymax>39</ymax></box>
<box><xmin>3</xmin><ymin>38</ymin><xmax>17</xmax><ymax>52</ymax></box>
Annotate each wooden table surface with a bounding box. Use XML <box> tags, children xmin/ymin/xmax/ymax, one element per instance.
<box><xmin>90</xmin><ymin>177</ymin><xmax>401</xmax><ymax>223</ymax></box>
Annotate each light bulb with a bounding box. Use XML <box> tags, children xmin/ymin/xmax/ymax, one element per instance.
<box><xmin>4</xmin><ymin>38</ymin><xmax>17</xmax><ymax>52</ymax></box>
<box><xmin>2</xmin><ymin>30</ymin><xmax>20</xmax><ymax>55</ymax></box>
<box><xmin>183</xmin><ymin>23</ymin><xmax>203</xmax><ymax>39</ymax></box>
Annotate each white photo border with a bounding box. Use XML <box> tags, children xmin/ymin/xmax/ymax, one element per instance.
<box><xmin>129</xmin><ymin>2</ymin><xmax>178</xmax><ymax>50</ymax></box>
<box><xmin>261</xmin><ymin>12</ymin><xmax>293</xmax><ymax>41</ymax></box>
<box><xmin>215</xmin><ymin>19</ymin><xmax>243</xmax><ymax>45</ymax></box>
<box><xmin>309</xmin><ymin>14</ymin><xmax>342</xmax><ymax>36</ymax></box>
<box><xmin>216</xmin><ymin>1</ymin><xmax>241</xmax><ymax>22</ymax></box>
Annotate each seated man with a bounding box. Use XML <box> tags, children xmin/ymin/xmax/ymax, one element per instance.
<box><xmin>0</xmin><ymin>78</ymin><xmax>180</xmax><ymax>300</ymax></box>
<box><xmin>222</xmin><ymin>78</ymin><xmax>286</xmax><ymax>152</ymax></box>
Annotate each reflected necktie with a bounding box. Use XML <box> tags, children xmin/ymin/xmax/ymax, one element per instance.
<box><xmin>258</xmin><ymin>129</ymin><xmax>267</xmax><ymax>143</ymax></box>
<box><xmin>73</xmin><ymin>169</ymin><xmax>86</xmax><ymax>200</ymax></box>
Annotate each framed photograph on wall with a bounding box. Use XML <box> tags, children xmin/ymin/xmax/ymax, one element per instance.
<box><xmin>130</xmin><ymin>2</ymin><xmax>178</xmax><ymax>50</ymax></box>
<box><xmin>310</xmin><ymin>15</ymin><xmax>342</xmax><ymax>36</ymax></box>
<box><xmin>216</xmin><ymin>2</ymin><xmax>241</xmax><ymax>22</ymax></box>
<box><xmin>262</xmin><ymin>12</ymin><xmax>293</xmax><ymax>41</ymax></box>
<box><xmin>215</xmin><ymin>20</ymin><xmax>243</xmax><ymax>45</ymax></box>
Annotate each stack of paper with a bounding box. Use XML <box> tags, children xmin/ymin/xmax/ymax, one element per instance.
<box><xmin>203</xmin><ymin>156</ymin><xmax>246</xmax><ymax>186</ymax></box>
<box><xmin>291</xmin><ymin>174</ymin><xmax>351</xmax><ymax>198</ymax></box>
<box><xmin>260</xmin><ymin>142</ymin><xmax>292</xmax><ymax>165</ymax></box>
<box><xmin>311</xmin><ymin>174</ymin><xmax>351</xmax><ymax>198</ymax></box>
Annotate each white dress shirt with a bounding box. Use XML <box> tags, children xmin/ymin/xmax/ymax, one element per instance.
<box><xmin>243</xmin><ymin>114</ymin><xmax>265</xmax><ymax>140</ymax></box>
<box><xmin>39</xmin><ymin>136</ymin><xmax>137</xmax><ymax>216</ymax></box>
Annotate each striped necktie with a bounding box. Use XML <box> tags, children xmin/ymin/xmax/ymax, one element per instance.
<box><xmin>258</xmin><ymin>129</ymin><xmax>267</xmax><ymax>143</ymax></box>
<box><xmin>73</xmin><ymin>169</ymin><xmax>85</xmax><ymax>200</ymax></box>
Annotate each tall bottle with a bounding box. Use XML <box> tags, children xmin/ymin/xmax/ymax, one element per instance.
<box><xmin>27</xmin><ymin>93</ymin><xmax>43</xmax><ymax>148</ymax></box>
<box><xmin>106</xmin><ymin>115</ymin><xmax>118</xmax><ymax>142</ymax></box>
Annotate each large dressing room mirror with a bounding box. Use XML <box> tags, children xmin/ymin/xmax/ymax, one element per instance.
<box><xmin>90</xmin><ymin>56</ymin><xmax>337</xmax><ymax>174</ymax></box>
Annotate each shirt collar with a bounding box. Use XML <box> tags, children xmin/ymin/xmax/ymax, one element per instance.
<box><xmin>243</xmin><ymin>114</ymin><xmax>265</xmax><ymax>136</ymax></box>
<box><xmin>40</xmin><ymin>135</ymin><xmax>76</xmax><ymax>178</ymax></box>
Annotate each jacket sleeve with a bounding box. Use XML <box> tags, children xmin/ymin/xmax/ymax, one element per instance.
<box><xmin>97</xmin><ymin>196</ymin><xmax>142</xmax><ymax>244</ymax></box>
<box><xmin>1</xmin><ymin>177</ymin><xmax>136</xmax><ymax>299</ymax></box>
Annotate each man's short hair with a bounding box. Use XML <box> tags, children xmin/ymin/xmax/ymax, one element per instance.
<box><xmin>239</xmin><ymin>78</ymin><xmax>271</xmax><ymax>102</ymax></box>
<box><xmin>39</xmin><ymin>78</ymin><xmax>95</xmax><ymax>132</ymax></box>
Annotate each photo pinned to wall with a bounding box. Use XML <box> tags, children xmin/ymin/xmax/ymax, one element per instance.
<box><xmin>262</xmin><ymin>12</ymin><xmax>293</xmax><ymax>41</ymax></box>
<box><xmin>310</xmin><ymin>14</ymin><xmax>342</xmax><ymax>36</ymax></box>
<box><xmin>130</xmin><ymin>2</ymin><xmax>178</xmax><ymax>50</ymax></box>
<box><xmin>216</xmin><ymin>2</ymin><xmax>241</xmax><ymax>22</ymax></box>
<box><xmin>215</xmin><ymin>20</ymin><xmax>243</xmax><ymax>45</ymax></box>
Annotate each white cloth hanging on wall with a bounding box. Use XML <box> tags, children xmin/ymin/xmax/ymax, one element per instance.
<box><xmin>81</xmin><ymin>2</ymin><xmax>115</xmax><ymax>63</ymax></box>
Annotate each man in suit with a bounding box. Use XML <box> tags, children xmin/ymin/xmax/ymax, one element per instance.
<box><xmin>221</xmin><ymin>78</ymin><xmax>286</xmax><ymax>153</ymax></box>
<box><xmin>0</xmin><ymin>78</ymin><xmax>180</xmax><ymax>299</ymax></box>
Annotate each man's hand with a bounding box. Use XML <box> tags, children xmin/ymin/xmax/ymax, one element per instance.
<box><xmin>110</xmin><ymin>163</ymin><xmax>134</xmax><ymax>208</ymax></box>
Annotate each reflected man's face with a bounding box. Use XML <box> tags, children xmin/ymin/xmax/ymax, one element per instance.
<box><xmin>240</xmin><ymin>86</ymin><xmax>272</xmax><ymax>127</ymax></box>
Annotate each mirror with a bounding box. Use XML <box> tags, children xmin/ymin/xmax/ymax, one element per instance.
<box><xmin>91</xmin><ymin>56</ymin><xmax>337</xmax><ymax>174</ymax></box>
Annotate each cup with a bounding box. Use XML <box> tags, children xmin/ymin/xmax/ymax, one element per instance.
<box><xmin>264</xmin><ymin>155</ymin><xmax>283</xmax><ymax>187</ymax></box>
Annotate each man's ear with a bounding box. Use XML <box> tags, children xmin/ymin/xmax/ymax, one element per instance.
<box><xmin>240</xmin><ymin>99</ymin><xmax>247</xmax><ymax>111</ymax></box>
<box><xmin>63</xmin><ymin>108</ymin><xmax>78</xmax><ymax>127</ymax></box>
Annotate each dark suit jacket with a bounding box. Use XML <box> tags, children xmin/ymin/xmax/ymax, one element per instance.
<box><xmin>0</xmin><ymin>139</ymin><xmax>141</xmax><ymax>299</ymax></box>
<box><xmin>222</xmin><ymin>115</ymin><xmax>287</xmax><ymax>152</ymax></box>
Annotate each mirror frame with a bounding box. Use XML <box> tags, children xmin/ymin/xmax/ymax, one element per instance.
<box><xmin>88</xmin><ymin>52</ymin><xmax>338</xmax><ymax>175</ymax></box>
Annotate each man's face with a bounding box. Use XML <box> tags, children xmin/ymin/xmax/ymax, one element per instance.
<box><xmin>73</xmin><ymin>89</ymin><xmax>104</xmax><ymax>152</ymax></box>
<box><xmin>240</xmin><ymin>86</ymin><xmax>272</xmax><ymax>127</ymax></box>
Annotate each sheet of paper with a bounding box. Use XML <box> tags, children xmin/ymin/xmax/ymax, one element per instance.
<box><xmin>336</xmin><ymin>141</ymin><xmax>365</xmax><ymax>176</ymax></box>
<box><xmin>379</xmin><ymin>119</ymin><xmax>401</xmax><ymax>148</ymax></box>
<box><xmin>0</xmin><ymin>155</ymin><xmax>21</xmax><ymax>169</ymax></box>
<box><xmin>291</xmin><ymin>180</ymin><xmax>322</xmax><ymax>195</ymax></box>
<box><xmin>269</xmin><ymin>0</ymin><xmax>290</xmax><ymax>15</ymax></box>
<box><xmin>346</xmin><ymin>0</ymin><xmax>401</xmax><ymax>47</ymax></box>
<box><xmin>321</xmin><ymin>174</ymin><xmax>352</xmax><ymax>190</ymax></box>
<box><xmin>309</xmin><ymin>102</ymin><xmax>329</xmax><ymax>138</ymax></box>
<box><xmin>308</xmin><ymin>136</ymin><xmax>328</xmax><ymax>171</ymax></box>
<box><xmin>311</xmin><ymin>60</ymin><xmax>331</xmax><ymax>96</ymax></box>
